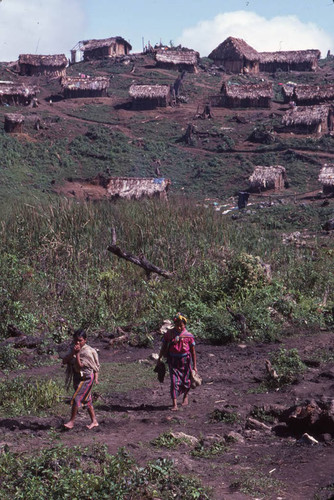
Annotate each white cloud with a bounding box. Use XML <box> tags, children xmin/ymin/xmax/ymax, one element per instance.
<box><xmin>0</xmin><ymin>0</ymin><xmax>86</xmax><ymax>61</ymax></box>
<box><xmin>177</xmin><ymin>11</ymin><xmax>334</xmax><ymax>58</ymax></box>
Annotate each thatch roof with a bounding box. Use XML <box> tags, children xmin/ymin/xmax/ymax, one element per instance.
<box><xmin>155</xmin><ymin>49</ymin><xmax>199</xmax><ymax>66</ymax></box>
<box><xmin>221</xmin><ymin>81</ymin><xmax>272</xmax><ymax>99</ymax></box>
<box><xmin>319</xmin><ymin>165</ymin><xmax>334</xmax><ymax>186</ymax></box>
<box><xmin>209</xmin><ymin>37</ymin><xmax>259</xmax><ymax>62</ymax></box>
<box><xmin>129</xmin><ymin>84</ymin><xmax>170</xmax><ymax>99</ymax></box>
<box><xmin>0</xmin><ymin>84</ymin><xmax>38</xmax><ymax>97</ymax></box>
<box><xmin>82</xmin><ymin>37</ymin><xmax>132</xmax><ymax>51</ymax></box>
<box><xmin>105</xmin><ymin>177</ymin><xmax>170</xmax><ymax>199</ymax></box>
<box><xmin>18</xmin><ymin>54</ymin><xmax>67</xmax><ymax>67</ymax></box>
<box><xmin>4</xmin><ymin>113</ymin><xmax>24</xmax><ymax>123</ymax></box>
<box><xmin>61</xmin><ymin>76</ymin><xmax>110</xmax><ymax>91</ymax></box>
<box><xmin>249</xmin><ymin>165</ymin><xmax>286</xmax><ymax>185</ymax></box>
<box><xmin>259</xmin><ymin>49</ymin><xmax>320</xmax><ymax>64</ymax></box>
<box><xmin>281</xmin><ymin>83</ymin><xmax>295</xmax><ymax>100</ymax></box>
<box><xmin>293</xmin><ymin>84</ymin><xmax>334</xmax><ymax>102</ymax></box>
<box><xmin>282</xmin><ymin>105</ymin><xmax>330</xmax><ymax>126</ymax></box>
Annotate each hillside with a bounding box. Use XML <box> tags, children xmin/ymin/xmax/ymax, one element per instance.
<box><xmin>1</xmin><ymin>53</ymin><xmax>334</xmax><ymax>206</ymax></box>
<box><xmin>1</xmin><ymin>52</ymin><xmax>334</xmax><ymax>500</ymax></box>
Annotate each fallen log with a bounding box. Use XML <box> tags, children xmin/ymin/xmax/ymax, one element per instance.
<box><xmin>107</xmin><ymin>227</ymin><xmax>173</xmax><ymax>279</ymax></box>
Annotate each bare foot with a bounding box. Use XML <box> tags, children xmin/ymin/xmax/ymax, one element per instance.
<box><xmin>86</xmin><ymin>421</ymin><xmax>99</xmax><ymax>430</ymax></box>
<box><xmin>182</xmin><ymin>396</ymin><xmax>189</xmax><ymax>406</ymax></box>
<box><xmin>170</xmin><ymin>406</ymin><xmax>178</xmax><ymax>411</ymax></box>
<box><xmin>64</xmin><ymin>421</ymin><xmax>74</xmax><ymax>429</ymax></box>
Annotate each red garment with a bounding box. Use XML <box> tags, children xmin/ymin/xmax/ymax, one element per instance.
<box><xmin>163</xmin><ymin>327</ymin><xmax>195</xmax><ymax>357</ymax></box>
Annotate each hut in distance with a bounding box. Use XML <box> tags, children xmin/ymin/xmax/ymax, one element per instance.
<box><xmin>249</xmin><ymin>165</ymin><xmax>287</xmax><ymax>192</ymax></box>
<box><xmin>79</xmin><ymin>37</ymin><xmax>132</xmax><ymax>62</ymax></box>
<box><xmin>61</xmin><ymin>76</ymin><xmax>110</xmax><ymax>98</ymax></box>
<box><xmin>209</xmin><ymin>36</ymin><xmax>320</xmax><ymax>74</ymax></box>
<box><xmin>219</xmin><ymin>81</ymin><xmax>272</xmax><ymax>108</ymax></box>
<box><xmin>282</xmin><ymin>105</ymin><xmax>334</xmax><ymax>135</ymax></box>
<box><xmin>129</xmin><ymin>84</ymin><xmax>171</xmax><ymax>109</ymax></box>
<box><xmin>318</xmin><ymin>165</ymin><xmax>334</xmax><ymax>195</ymax></box>
<box><xmin>155</xmin><ymin>48</ymin><xmax>199</xmax><ymax>72</ymax></box>
<box><xmin>18</xmin><ymin>54</ymin><xmax>67</xmax><ymax>77</ymax></box>
<box><xmin>4</xmin><ymin>113</ymin><xmax>24</xmax><ymax>133</ymax></box>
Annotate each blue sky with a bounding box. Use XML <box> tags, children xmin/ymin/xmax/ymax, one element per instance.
<box><xmin>0</xmin><ymin>0</ymin><xmax>334</xmax><ymax>61</ymax></box>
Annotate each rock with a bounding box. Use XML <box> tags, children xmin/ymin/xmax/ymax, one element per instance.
<box><xmin>226</xmin><ymin>431</ymin><xmax>245</xmax><ymax>443</ymax></box>
<box><xmin>170</xmin><ymin>432</ymin><xmax>199</xmax><ymax>446</ymax></box>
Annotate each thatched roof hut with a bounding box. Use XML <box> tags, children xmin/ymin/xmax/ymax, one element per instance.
<box><xmin>18</xmin><ymin>54</ymin><xmax>67</xmax><ymax>77</ymax></box>
<box><xmin>208</xmin><ymin>37</ymin><xmax>260</xmax><ymax>74</ymax></box>
<box><xmin>81</xmin><ymin>37</ymin><xmax>132</xmax><ymax>61</ymax></box>
<box><xmin>220</xmin><ymin>81</ymin><xmax>272</xmax><ymax>108</ymax></box>
<box><xmin>249</xmin><ymin>165</ymin><xmax>287</xmax><ymax>192</ymax></box>
<box><xmin>129</xmin><ymin>84</ymin><xmax>171</xmax><ymax>109</ymax></box>
<box><xmin>155</xmin><ymin>49</ymin><xmax>199</xmax><ymax>72</ymax></box>
<box><xmin>282</xmin><ymin>105</ymin><xmax>334</xmax><ymax>134</ymax></box>
<box><xmin>0</xmin><ymin>83</ymin><xmax>38</xmax><ymax>105</ymax></box>
<box><xmin>61</xmin><ymin>76</ymin><xmax>110</xmax><ymax>98</ymax></box>
<box><xmin>105</xmin><ymin>176</ymin><xmax>170</xmax><ymax>200</ymax></box>
<box><xmin>4</xmin><ymin>113</ymin><xmax>24</xmax><ymax>133</ymax></box>
<box><xmin>318</xmin><ymin>165</ymin><xmax>334</xmax><ymax>194</ymax></box>
<box><xmin>259</xmin><ymin>50</ymin><xmax>320</xmax><ymax>73</ymax></box>
<box><xmin>285</xmin><ymin>84</ymin><xmax>334</xmax><ymax>106</ymax></box>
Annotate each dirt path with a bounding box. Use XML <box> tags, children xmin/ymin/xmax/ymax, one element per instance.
<box><xmin>1</xmin><ymin>331</ymin><xmax>334</xmax><ymax>499</ymax></box>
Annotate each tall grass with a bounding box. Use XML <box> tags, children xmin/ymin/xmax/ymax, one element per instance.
<box><xmin>0</xmin><ymin>196</ymin><xmax>333</xmax><ymax>342</ymax></box>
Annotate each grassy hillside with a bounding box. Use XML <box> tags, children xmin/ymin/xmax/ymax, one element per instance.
<box><xmin>1</xmin><ymin>54</ymin><xmax>334</xmax><ymax>209</ymax></box>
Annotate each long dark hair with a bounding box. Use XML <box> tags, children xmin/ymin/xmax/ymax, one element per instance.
<box><xmin>73</xmin><ymin>329</ymin><xmax>87</xmax><ymax>340</ymax></box>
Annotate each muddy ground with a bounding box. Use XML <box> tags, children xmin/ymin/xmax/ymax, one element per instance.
<box><xmin>1</xmin><ymin>329</ymin><xmax>334</xmax><ymax>499</ymax></box>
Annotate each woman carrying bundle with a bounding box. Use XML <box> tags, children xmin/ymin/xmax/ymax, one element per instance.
<box><xmin>157</xmin><ymin>313</ymin><xmax>197</xmax><ymax>411</ymax></box>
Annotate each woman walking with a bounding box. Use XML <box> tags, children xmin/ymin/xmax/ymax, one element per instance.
<box><xmin>61</xmin><ymin>329</ymin><xmax>100</xmax><ymax>429</ymax></box>
<box><xmin>157</xmin><ymin>313</ymin><xmax>197</xmax><ymax>411</ymax></box>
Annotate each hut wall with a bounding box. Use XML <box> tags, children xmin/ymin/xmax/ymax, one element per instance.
<box><xmin>0</xmin><ymin>94</ymin><xmax>32</xmax><ymax>106</ymax></box>
<box><xmin>223</xmin><ymin>96</ymin><xmax>271</xmax><ymax>108</ymax></box>
<box><xmin>156</xmin><ymin>61</ymin><xmax>196</xmax><ymax>73</ymax></box>
<box><xmin>63</xmin><ymin>88</ymin><xmax>107</xmax><ymax>99</ymax></box>
<box><xmin>19</xmin><ymin>64</ymin><xmax>66</xmax><ymax>77</ymax></box>
<box><xmin>132</xmin><ymin>96</ymin><xmax>168</xmax><ymax>110</ymax></box>
<box><xmin>4</xmin><ymin>118</ymin><xmax>24</xmax><ymax>133</ymax></box>
<box><xmin>329</xmin><ymin>110</ymin><xmax>334</xmax><ymax>132</ymax></box>
<box><xmin>83</xmin><ymin>42</ymin><xmax>128</xmax><ymax>61</ymax></box>
<box><xmin>259</xmin><ymin>60</ymin><xmax>316</xmax><ymax>73</ymax></box>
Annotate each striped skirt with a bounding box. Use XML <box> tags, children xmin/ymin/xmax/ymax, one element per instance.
<box><xmin>168</xmin><ymin>354</ymin><xmax>191</xmax><ymax>399</ymax></box>
<box><xmin>71</xmin><ymin>372</ymin><xmax>94</xmax><ymax>408</ymax></box>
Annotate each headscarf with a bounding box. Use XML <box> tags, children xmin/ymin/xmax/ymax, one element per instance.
<box><xmin>173</xmin><ymin>312</ymin><xmax>187</xmax><ymax>324</ymax></box>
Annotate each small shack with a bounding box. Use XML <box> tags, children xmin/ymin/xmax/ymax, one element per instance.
<box><xmin>282</xmin><ymin>105</ymin><xmax>334</xmax><ymax>134</ymax></box>
<box><xmin>318</xmin><ymin>165</ymin><xmax>334</xmax><ymax>194</ymax></box>
<box><xmin>155</xmin><ymin>49</ymin><xmax>199</xmax><ymax>72</ymax></box>
<box><xmin>249</xmin><ymin>165</ymin><xmax>287</xmax><ymax>192</ymax></box>
<box><xmin>105</xmin><ymin>177</ymin><xmax>170</xmax><ymax>200</ymax></box>
<box><xmin>286</xmin><ymin>84</ymin><xmax>334</xmax><ymax>106</ymax></box>
<box><xmin>4</xmin><ymin>113</ymin><xmax>24</xmax><ymax>133</ymax></box>
<box><xmin>61</xmin><ymin>76</ymin><xmax>110</xmax><ymax>98</ymax></box>
<box><xmin>129</xmin><ymin>84</ymin><xmax>171</xmax><ymax>109</ymax></box>
<box><xmin>0</xmin><ymin>83</ymin><xmax>38</xmax><ymax>105</ymax></box>
<box><xmin>220</xmin><ymin>81</ymin><xmax>272</xmax><ymax>108</ymax></box>
<box><xmin>81</xmin><ymin>37</ymin><xmax>132</xmax><ymax>61</ymax></box>
<box><xmin>18</xmin><ymin>54</ymin><xmax>67</xmax><ymax>77</ymax></box>
<box><xmin>258</xmin><ymin>50</ymin><xmax>320</xmax><ymax>73</ymax></box>
<box><xmin>208</xmin><ymin>37</ymin><xmax>260</xmax><ymax>74</ymax></box>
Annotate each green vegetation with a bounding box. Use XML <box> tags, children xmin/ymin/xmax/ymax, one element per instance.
<box><xmin>151</xmin><ymin>431</ymin><xmax>191</xmax><ymax>449</ymax></box>
<box><xmin>191</xmin><ymin>439</ymin><xmax>227</xmax><ymax>458</ymax></box>
<box><xmin>268</xmin><ymin>348</ymin><xmax>307</xmax><ymax>387</ymax></box>
<box><xmin>0</xmin><ymin>197</ymin><xmax>333</xmax><ymax>345</ymax></box>
<box><xmin>0</xmin><ymin>377</ymin><xmax>64</xmax><ymax>417</ymax></box>
<box><xmin>0</xmin><ymin>444</ymin><xmax>210</xmax><ymax>499</ymax></box>
<box><xmin>209</xmin><ymin>409</ymin><xmax>241</xmax><ymax>424</ymax></box>
<box><xmin>230</xmin><ymin>468</ymin><xmax>283</xmax><ymax>497</ymax></box>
